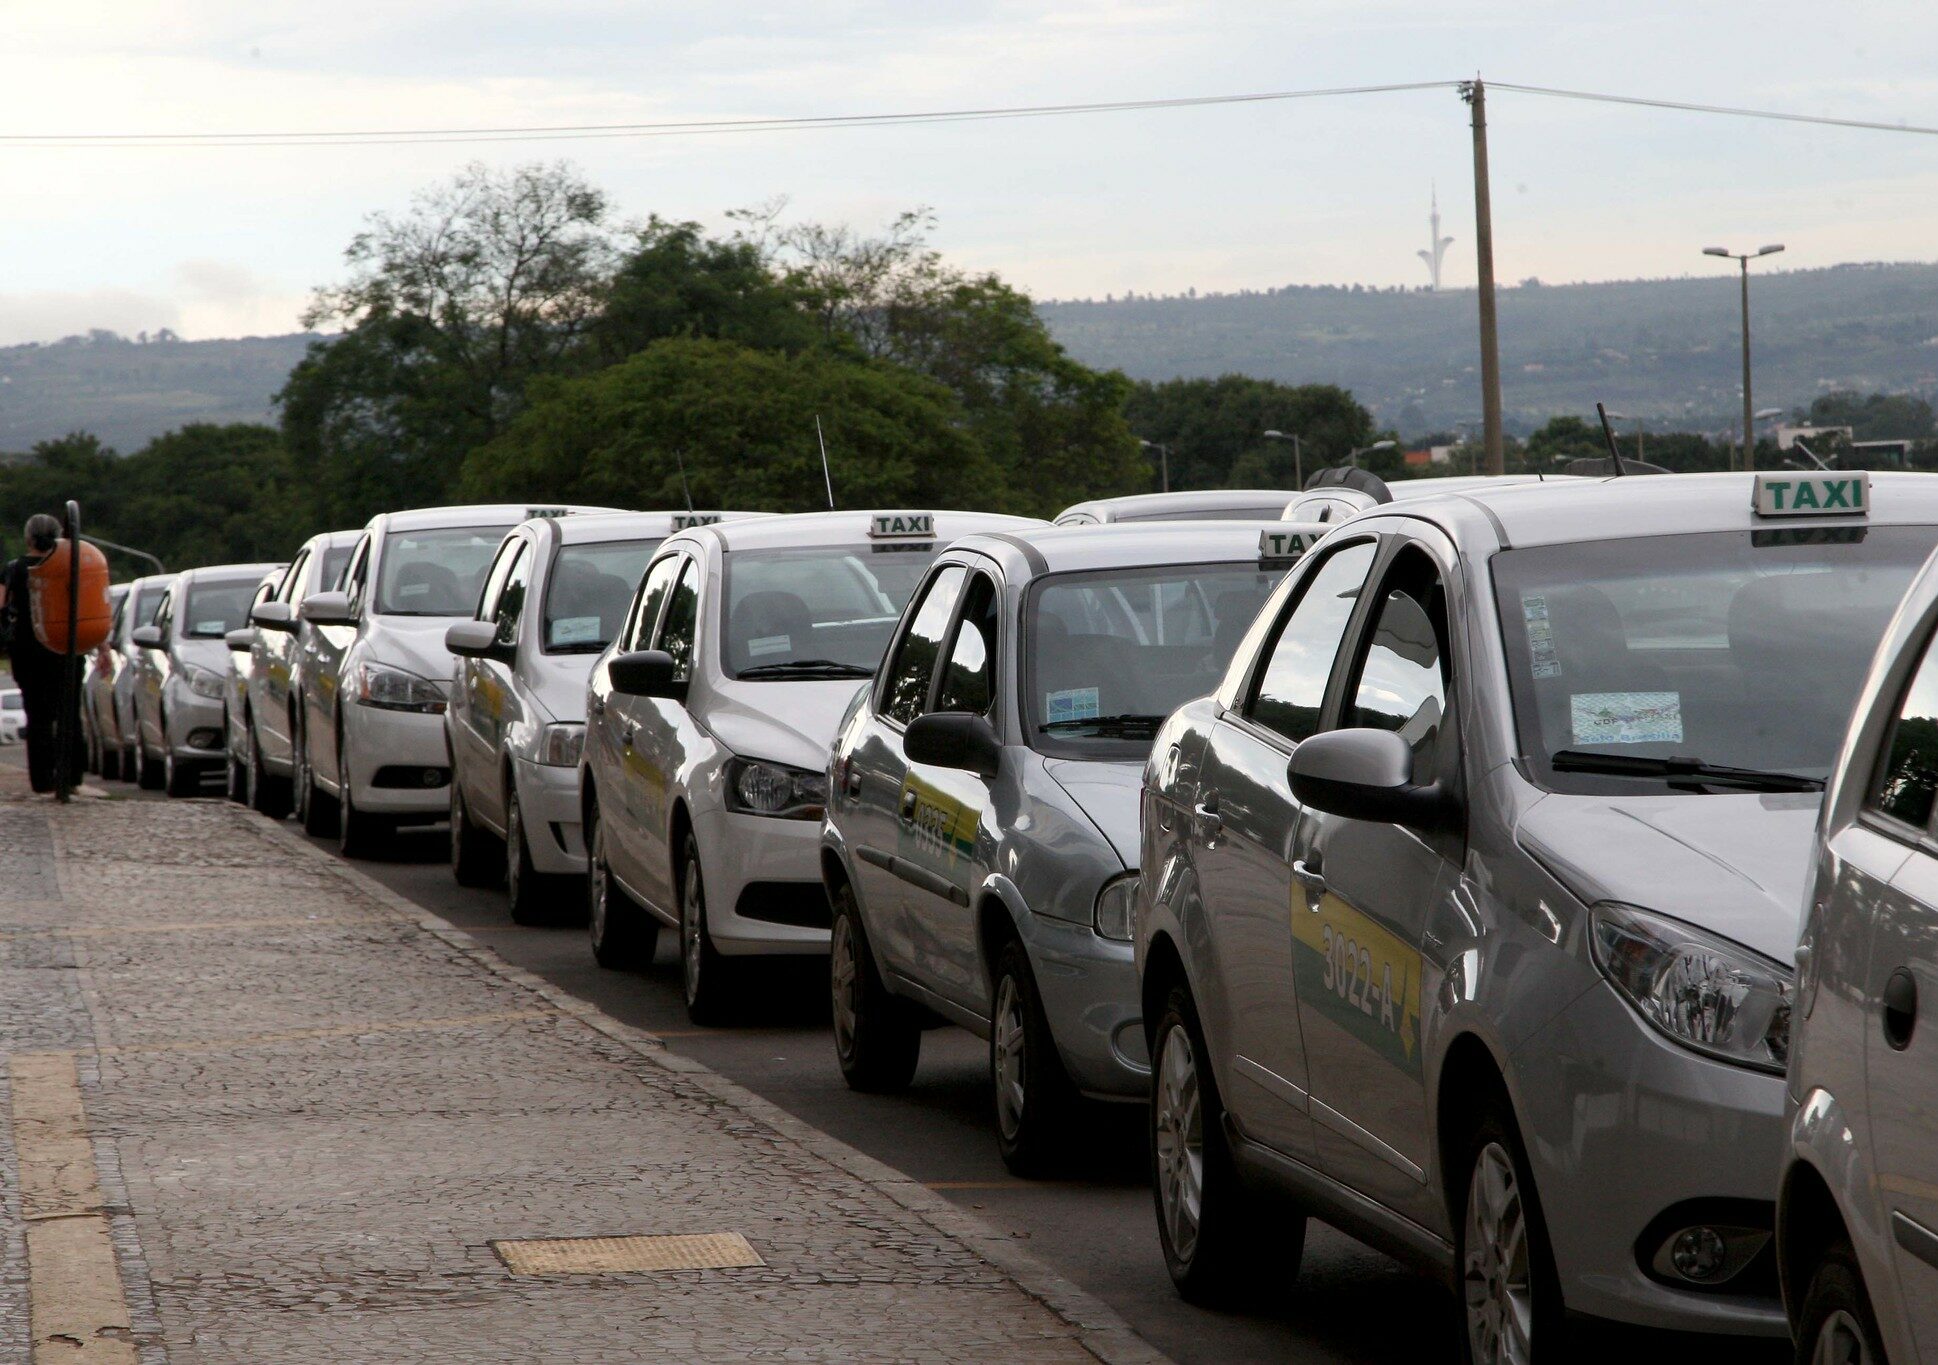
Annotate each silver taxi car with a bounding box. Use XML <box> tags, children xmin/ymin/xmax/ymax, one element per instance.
<box><xmin>1783</xmin><ymin>529</ymin><xmax>1938</xmax><ymax>1365</ymax></box>
<box><xmin>446</xmin><ymin>511</ymin><xmax>761</xmax><ymax>922</ymax></box>
<box><xmin>822</xmin><ymin>522</ymin><xmax>1307</xmax><ymax>1173</ymax></box>
<box><xmin>1284</xmin><ymin>470</ymin><xmax>1575</xmax><ymax>526</ymax></box>
<box><xmin>1056</xmin><ymin>489</ymin><xmax>1299</xmax><ymax>526</ymax></box>
<box><xmin>82</xmin><ymin>583</ymin><xmax>128</xmax><ymax>778</ymax></box>
<box><xmin>131</xmin><ymin>563</ymin><xmax>283</xmax><ymax>796</ymax></box>
<box><xmin>583</xmin><ymin>510</ymin><xmax>1038</xmax><ymax>1024</ymax></box>
<box><xmin>240</xmin><ymin>529</ymin><xmax>359</xmax><ymax>818</ymax></box>
<box><xmin>222</xmin><ymin>569</ymin><xmax>287</xmax><ymax>802</ymax></box>
<box><xmin>105</xmin><ymin>574</ymin><xmax>171</xmax><ymax>781</ymax></box>
<box><xmin>1138</xmin><ymin>471</ymin><xmax>1938</xmax><ymax>1353</ymax></box>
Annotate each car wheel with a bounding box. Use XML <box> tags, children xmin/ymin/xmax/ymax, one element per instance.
<box><xmin>450</xmin><ymin>782</ymin><xmax>505</xmax><ymax>888</ymax></box>
<box><xmin>100</xmin><ymin>739</ymin><xmax>121</xmax><ymax>783</ymax></box>
<box><xmin>246</xmin><ymin>718</ymin><xmax>292</xmax><ymax>820</ymax></box>
<box><xmin>226</xmin><ymin>728</ymin><xmax>248</xmax><ymax>803</ymax></box>
<box><xmin>1456</xmin><ymin>1087</ymin><xmax>1562</xmax><ymax>1365</ymax></box>
<box><xmin>335</xmin><ymin>728</ymin><xmax>389</xmax><ymax>859</ymax></box>
<box><xmin>830</xmin><ymin>881</ymin><xmax>920</xmax><ymax>1092</ymax></box>
<box><xmin>1150</xmin><ymin>982</ymin><xmax>1292</xmax><ymax>1302</ymax></box>
<box><xmin>679</xmin><ymin>833</ymin><xmax>734</xmax><ymax>1025</ymax></box>
<box><xmin>587</xmin><ymin>799</ymin><xmax>656</xmax><ymax>969</ymax></box>
<box><xmin>137</xmin><ymin>731</ymin><xmax>165</xmax><ymax>790</ymax></box>
<box><xmin>506</xmin><ymin>784</ymin><xmax>570</xmax><ymax>926</ymax></box>
<box><xmin>1796</xmin><ymin>1241</ymin><xmax>1885</xmax><ymax>1365</ymax></box>
<box><xmin>296</xmin><ymin>706</ymin><xmax>337</xmax><ymax>838</ymax></box>
<box><xmin>991</xmin><ymin>937</ymin><xmax>1079</xmax><ymax>1177</ymax></box>
<box><xmin>163</xmin><ymin>723</ymin><xmax>200</xmax><ymax>798</ymax></box>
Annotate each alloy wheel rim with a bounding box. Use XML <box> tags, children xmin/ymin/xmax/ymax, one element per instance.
<box><xmin>1464</xmin><ymin>1141</ymin><xmax>1533</xmax><ymax>1365</ymax></box>
<box><xmin>1153</xmin><ymin>1023</ymin><xmax>1203</xmax><ymax>1264</ymax></box>
<box><xmin>1813</xmin><ymin>1310</ymin><xmax>1871</xmax><ymax>1365</ymax></box>
<box><xmin>293</xmin><ymin>716</ymin><xmax>309</xmax><ymax>814</ymax></box>
<box><xmin>449</xmin><ymin>787</ymin><xmax>464</xmax><ymax>866</ymax></box>
<box><xmin>587</xmin><ymin>821</ymin><xmax>609</xmax><ymax>947</ymax></box>
<box><xmin>506</xmin><ymin>793</ymin><xmax>523</xmax><ymax>904</ymax></box>
<box><xmin>830</xmin><ymin>915</ymin><xmax>858</xmax><ymax>1059</ymax></box>
<box><xmin>993</xmin><ymin>974</ymin><xmax>1027</xmax><ymax>1140</ymax></box>
<box><xmin>682</xmin><ymin>857</ymin><xmax>703</xmax><ymax>1004</ymax></box>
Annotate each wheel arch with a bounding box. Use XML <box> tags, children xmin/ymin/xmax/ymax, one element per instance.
<box><xmin>1434</xmin><ymin>1029</ymin><xmax>1514</xmax><ymax>1207</ymax></box>
<box><xmin>1777</xmin><ymin>1157</ymin><xmax>1849</xmax><ymax>1319</ymax></box>
<box><xmin>1140</xmin><ymin>931</ymin><xmax>1188</xmax><ymax>1047</ymax></box>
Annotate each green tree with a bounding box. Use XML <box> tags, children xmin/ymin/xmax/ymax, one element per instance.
<box><xmin>1807</xmin><ymin>390</ymin><xmax>1936</xmax><ymax>442</ymax></box>
<box><xmin>114</xmin><ymin>424</ymin><xmax>307</xmax><ymax>569</ymax></box>
<box><xmin>1124</xmin><ymin>376</ymin><xmax>1376</xmax><ymax>489</ymax></box>
<box><xmin>591</xmin><ymin>217</ymin><xmax>820</xmax><ymax>363</ymax></box>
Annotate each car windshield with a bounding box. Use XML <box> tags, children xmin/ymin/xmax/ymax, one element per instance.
<box><xmin>318</xmin><ymin>543</ymin><xmax>353</xmax><ymax>592</ymax></box>
<box><xmin>182</xmin><ymin>580</ymin><xmax>260</xmax><ymax>638</ymax></box>
<box><xmin>722</xmin><ymin>545</ymin><xmax>940</xmax><ymax>678</ymax></box>
<box><xmin>2</xmin><ymin>693</ymin><xmax>21</xmax><ymax>711</ymax></box>
<box><xmin>1495</xmin><ymin>527</ymin><xmax>1936</xmax><ymax>794</ymax></box>
<box><xmin>132</xmin><ymin>586</ymin><xmax>164</xmax><ymax>626</ymax></box>
<box><xmin>1027</xmin><ymin>561</ymin><xmax>1283</xmax><ymax>753</ymax></box>
<box><xmin>376</xmin><ymin>525</ymin><xmax>513</xmax><ymax>616</ymax></box>
<box><xmin>544</xmin><ymin>538</ymin><xmax>663</xmax><ymax>652</ymax></box>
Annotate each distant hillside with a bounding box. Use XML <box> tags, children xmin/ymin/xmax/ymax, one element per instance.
<box><xmin>0</xmin><ymin>331</ymin><xmax>320</xmax><ymax>453</ymax></box>
<box><xmin>1038</xmin><ymin>262</ymin><xmax>1938</xmax><ymax>438</ymax></box>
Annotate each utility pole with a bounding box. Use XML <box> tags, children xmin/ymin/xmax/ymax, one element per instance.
<box><xmin>1262</xmin><ymin>430</ymin><xmax>1303</xmax><ymax>488</ymax></box>
<box><xmin>1462</xmin><ymin>79</ymin><xmax>1505</xmax><ymax>476</ymax></box>
<box><xmin>1703</xmin><ymin>244</ymin><xmax>1784</xmax><ymax>472</ymax></box>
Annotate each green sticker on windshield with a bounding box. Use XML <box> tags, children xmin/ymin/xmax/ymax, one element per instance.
<box><xmin>1571</xmin><ymin>692</ymin><xmax>1683</xmax><ymax>745</ymax></box>
<box><xmin>1045</xmin><ymin>687</ymin><xmax>1100</xmax><ymax>724</ymax></box>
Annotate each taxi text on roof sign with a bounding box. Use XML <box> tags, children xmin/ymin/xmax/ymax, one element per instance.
<box><xmin>1751</xmin><ymin>471</ymin><xmax>1869</xmax><ymax>518</ymax></box>
<box><xmin>673</xmin><ymin>513</ymin><xmax>723</xmax><ymax>530</ymax></box>
<box><xmin>869</xmin><ymin>513</ymin><xmax>935</xmax><ymax>539</ymax></box>
<box><xmin>1259</xmin><ymin>528</ymin><xmax>1316</xmax><ymax>562</ymax></box>
<box><xmin>525</xmin><ymin>506</ymin><xmax>570</xmax><ymax>519</ymax></box>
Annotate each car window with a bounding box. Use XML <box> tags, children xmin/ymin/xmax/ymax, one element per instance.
<box><xmin>341</xmin><ymin>536</ymin><xmax>371</xmax><ymax>617</ymax></box>
<box><xmin>153</xmin><ymin>588</ymin><xmax>175</xmax><ymax>637</ymax></box>
<box><xmin>278</xmin><ymin>550</ymin><xmax>310</xmax><ymax>604</ymax></box>
<box><xmin>1248</xmin><ymin>540</ymin><xmax>1379</xmax><ymax>743</ymax></box>
<box><xmin>1346</xmin><ymin>551</ymin><xmax>1450</xmax><ymax>769</ymax></box>
<box><xmin>936</xmin><ymin>572</ymin><xmax>999</xmax><ymax>716</ymax></box>
<box><xmin>544</xmin><ymin>538</ymin><xmax>662</xmax><ymax>654</ymax></box>
<box><xmin>476</xmin><ymin>537</ymin><xmax>523</xmax><ymax>622</ymax></box>
<box><xmin>627</xmin><ymin>556</ymin><xmax>683</xmax><ymax>653</ymax></box>
<box><xmin>882</xmin><ymin>566</ymin><xmax>968</xmax><ymax>726</ymax></box>
<box><xmin>317</xmin><ymin>543</ymin><xmax>353</xmax><ymax>593</ymax></box>
<box><xmin>492</xmin><ymin>541</ymin><xmax>533</xmax><ymax>648</ymax></box>
<box><xmin>376</xmin><ymin>525</ymin><xmax>515</xmax><ymax>617</ymax></box>
<box><xmin>655</xmin><ymin>559</ymin><xmax>701</xmax><ymax>682</ymax></box>
<box><xmin>1873</xmin><ymin>632</ymin><xmax>1938</xmax><ymax>831</ymax></box>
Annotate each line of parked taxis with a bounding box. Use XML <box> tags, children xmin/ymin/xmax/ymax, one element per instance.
<box><xmin>76</xmin><ymin>467</ymin><xmax>1938</xmax><ymax>1362</ymax></box>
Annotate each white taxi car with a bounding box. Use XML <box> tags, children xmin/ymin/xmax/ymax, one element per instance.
<box><xmin>583</xmin><ymin>509</ymin><xmax>1039</xmax><ymax>1024</ymax></box>
<box><xmin>295</xmin><ymin>503</ymin><xmax>611</xmax><ymax>856</ymax></box>
<box><xmin>445</xmin><ymin>510</ymin><xmax>761</xmax><ymax>922</ymax></box>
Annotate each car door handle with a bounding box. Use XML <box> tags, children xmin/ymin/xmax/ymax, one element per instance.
<box><xmin>589</xmin><ymin>696</ymin><xmax>604</xmax><ymax>718</ymax></box>
<box><xmin>1884</xmin><ymin>967</ymin><xmax>1918</xmax><ymax>1051</ymax></box>
<box><xmin>1192</xmin><ymin>792</ymin><xmax>1221</xmax><ymax>834</ymax></box>
<box><xmin>845</xmin><ymin>769</ymin><xmax>863</xmax><ymax>797</ymax></box>
<box><xmin>1292</xmin><ymin>858</ymin><xmax>1326</xmax><ymax>911</ymax></box>
<box><xmin>901</xmin><ymin>788</ymin><xmax>918</xmax><ymax>822</ymax></box>
<box><xmin>622</xmin><ymin>724</ymin><xmax>635</xmax><ymax>750</ymax></box>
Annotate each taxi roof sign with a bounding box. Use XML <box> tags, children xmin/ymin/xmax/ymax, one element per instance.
<box><xmin>1258</xmin><ymin>528</ymin><xmax>1317</xmax><ymax>562</ymax></box>
<box><xmin>672</xmin><ymin>512</ymin><xmax>723</xmax><ymax>530</ymax></box>
<box><xmin>525</xmin><ymin>506</ymin><xmax>571</xmax><ymax>519</ymax></box>
<box><xmin>1752</xmin><ymin>472</ymin><xmax>1869</xmax><ymax>518</ymax></box>
<box><xmin>869</xmin><ymin>513</ymin><xmax>935</xmax><ymax>540</ymax></box>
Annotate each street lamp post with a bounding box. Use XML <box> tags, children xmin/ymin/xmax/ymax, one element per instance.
<box><xmin>1703</xmin><ymin>243</ymin><xmax>1785</xmax><ymax>472</ymax></box>
<box><xmin>1262</xmin><ymin>429</ymin><xmax>1302</xmax><ymax>488</ymax></box>
<box><xmin>1347</xmin><ymin>440</ymin><xmax>1397</xmax><ymax>469</ymax></box>
<box><xmin>1137</xmin><ymin>439</ymin><xmax>1171</xmax><ymax>494</ymax></box>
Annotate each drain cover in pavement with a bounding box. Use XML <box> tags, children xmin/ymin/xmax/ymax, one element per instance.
<box><xmin>492</xmin><ymin>1233</ymin><xmax>765</xmax><ymax>1274</ymax></box>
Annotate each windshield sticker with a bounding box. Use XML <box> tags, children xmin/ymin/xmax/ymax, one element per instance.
<box><xmin>550</xmin><ymin>616</ymin><xmax>602</xmax><ymax>646</ymax></box>
<box><xmin>1571</xmin><ymin>692</ymin><xmax>1683</xmax><ymax>746</ymax></box>
<box><xmin>748</xmin><ymin>634</ymin><xmax>792</xmax><ymax>657</ymax></box>
<box><xmin>398</xmin><ymin>582</ymin><xmax>429</xmax><ymax>598</ymax></box>
<box><xmin>195</xmin><ymin>620</ymin><xmax>228</xmax><ymax>636</ymax></box>
<box><xmin>1045</xmin><ymin>687</ymin><xmax>1101</xmax><ymax>724</ymax></box>
<box><xmin>1522</xmin><ymin>594</ymin><xmax>1561</xmax><ymax>679</ymax></box>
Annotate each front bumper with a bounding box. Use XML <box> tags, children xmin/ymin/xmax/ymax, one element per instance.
<box><xmin>1510</xmin><ymin>980</ymin><xmax>1789</xmax><ymax>1336</ymax></box>
<box><xmin>691</xmin><ymin>805</ymin><xmax>829</xmax><ymax>956</ymax></box>
<box><xmin>162</xmin><ymin>686</ymin><xmax>228</xmax><ymax>762</ymax></box>
<box><xmin>340</xmin><ymin>703</ymin><xmax>451</xmax><ymax>816</ymax></box>
<box><xmin>512</xmin><ymin>756</ymin><xmax>586</xmax><ymax>876</ymax></box>
<box><xmin>1022</xmin><ymin>913</ymin><xmax>1148</xmax><ymax>1099</ymax></box>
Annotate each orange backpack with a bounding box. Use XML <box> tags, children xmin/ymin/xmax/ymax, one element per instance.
<box><xmin>29</xmin><ymin>539</ymin><xmax>113</xmax><ymax>653</ymax></box>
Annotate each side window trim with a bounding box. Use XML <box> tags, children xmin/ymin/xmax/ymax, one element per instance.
<box><xmin>930</xmin><ymin>566</ymin><xmax>1004</xmax><ymax>720</ymax></box>
<box><xmin>628</xmin><ymin>553</ymin><xmax>685</xmax><ymax>653</ymax></box>
<box><xmin>651</xmin><ymin>556</ymin><xmax>702</xmax><ymax>681</ymax></box>
<box><xmin>279</xmin><ymin>550</ymin><xmax>310</xmax><ymax>604</ymax></box>
<box><xmin>874</xmin><ymin>559</ymin><xmax>970</xmax><ymax>726</ymax></box>
<box><xmin>1865</xmin><ymin>619</ymin><xmax>1938</xmax><ymax>843</ymax></box>
<box><xmin>1232</xmin><ymin>535</ymin><xmax>1382</xmax><ymax>744</ymax></box>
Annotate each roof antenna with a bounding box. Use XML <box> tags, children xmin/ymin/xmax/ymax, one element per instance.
<box><xmin>1595</xmin><ymin>403</ymin><xmax>1630</xmax><ymax>477</ymax></box>
<box><xmin>815</xmin><ymin>414</ymin><xmax>836</xmax><ymax>510</ymax></box>
<box><xmin>674</xmin><ymin>449</ymin><xmax>695</xmax><ymax>511</ymax></box>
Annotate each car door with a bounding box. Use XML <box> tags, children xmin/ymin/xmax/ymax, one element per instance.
<box><xmin>308</xmin><ymin>534</ymin><xmax>368</xmax><ymax>789</ymax></box>
<box><xmin>590</xmin><ymin>554</ymin><xmax>677</xmax><ymax>898</ymax></box>
<box><xmin>1193</xmin><ymin>536</ymin><xmax>1378</xmax><ymax>1159</ymax></box>
<box><xmin>255</xmin><ymin>546</ymin><xmax>309</xmax><ymax>759</ymax></box>
<box><xmin>625</xmin><ymin>554</ymin><xmax>704</xmax><ymax>912</ymax></box>
<box><xmin>1858</xmin><ymin>636</ymin><xmax>1938</xmax><ymax>1357</ymax></box>
<box><xmin>455</xmin><ymin>536</ymin><xmax>528</xmax><ymax>830</ymax></box>
<box><xmin>141</xmin><ymin>586</ymin><xmax>177</xmax><ymax>750</ymax></box>
<box><xmin>898</xmin><ymin>567</ymin><xmax>1000</xmax><ymax>1010</ymax></box>
<box><xmin>842</xmin><ymin>563</ymin><xmax>969</xmax><ymax>978</ymax></box>
<box><xmin>1293</xmin><ymin>537</ymin><xmax>1460</xmax><ymax>1224</ymax></box>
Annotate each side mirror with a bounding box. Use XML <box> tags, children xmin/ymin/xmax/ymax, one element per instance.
<box><xmin>1288</xmin><ymin>728</ymin><xmax>1448</xmax><ymax>828</ymax></box>
<box><xmin>445</xmin><ymin>619</ymin><xmax>514</xmax><ymax>663</ymax></box>
<box><xmin>904</xmin><ymin>712</ymin><xmax>1003</xmax><ymax>779</ymax></box>
<box><xmin>608</xmin><ymin>649</ymin><xmax>684</xmax><ymax>700</ymax></box>
<box><xmin>300</xmin><ymin>591</ymin><xmax>355</xmax><ymax>626</ymax></box>
<box><xmin>130</xmin><ymin>625</ymin><xmax>163</xmax><ymax>650</ymax></box>
<box><xmin>224</xmin><ymin>628</ymin><xmax>253</xmax><ymax>653</ymax></box>
<box><xmin>251</xmin><ymin>600</ymin><xmax>296</xmax><ymax>633</ymax></box>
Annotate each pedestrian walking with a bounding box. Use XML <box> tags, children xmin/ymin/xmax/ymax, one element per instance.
<box><xmin>2</xmin><ymin>515</ymin><xmax>83</xmax><ymax>794</ymax></box>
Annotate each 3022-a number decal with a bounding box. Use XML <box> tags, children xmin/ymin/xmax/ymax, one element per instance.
<box><xmin>1320</xmin><ymin>923</ymin><xmax>1401</xmax><ymax>1035</ymax></box>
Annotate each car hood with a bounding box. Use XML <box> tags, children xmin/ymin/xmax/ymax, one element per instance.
<box><xmin>524</xmin><ymin>654</ymin><xmax>601</xmax><ymax>726</ymax></box>
<box><xmin>172</xmin><ymin>636</ymin><xmax>231</xmax><ymax>675</ymax></box>
<box><xmin>705</xmin><ymin>679</ymin><xmax>871</xmax><ymax>771</ymax></box>
<box><xmin>1041</xmin><ymin>758</ymin><xmax>1144</xmax><ymax>868</ymax></box>
<box><xmin>1515</xmin><ymin>791</ymin><xmax>1821</xmax><ymax>963</ymax></box>
<box><xmin>363</xmin><ymin>615</ymin><xmax>468</xmax><ymax>688</ymax></box>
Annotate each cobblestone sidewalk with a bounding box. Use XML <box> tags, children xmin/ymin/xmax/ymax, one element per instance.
<box><xmin>0</xmin><ymin>793</ymin><xmax>1163</xmax><ymax>1363</ymax></box>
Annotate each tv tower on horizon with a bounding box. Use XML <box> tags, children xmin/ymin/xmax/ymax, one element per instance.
<box><xmin>1418</xmin><ymin>185</ymin><xmax>1454</xmax><ymax>292</ymax></box>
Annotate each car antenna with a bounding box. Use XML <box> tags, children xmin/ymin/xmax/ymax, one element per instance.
<box><xmin>815</xmin><ymin>414</ymin><xmax>836</xmax><ymax>510</ymax></box>
<box><xmin>1595</xmin><ymin>403</ymin><xmax>1630</xmax><ymax>477</ymax></box>
<box><xmin>674</xmin><ymin>449</ymin><xmax>694</xmax><ymax>512</ymax></box>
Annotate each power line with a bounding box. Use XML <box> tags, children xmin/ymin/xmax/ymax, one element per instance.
<box><xmin>1491</xmin><ymin>82</ymin><xmax>1938</xmax><ymax>137</ymax></box>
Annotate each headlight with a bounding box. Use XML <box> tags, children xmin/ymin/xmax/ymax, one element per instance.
<box><xmin>1590</xmin><ymin>903</ymin><xmax>1792</xmax><ymax>1074</ymax></box>
<box><xmin>182</xmin><ymin>664</ymin><xmax>227</xmax><ymax>700</ymax></box>
<box><xmin>724</xmin><ymin>757</ymin><xmax>827</xmax><ymax>819</ymax></box>
<box><xmin>538</xmin><ymin>723</ymin><xmax>585</xmax><ymax>767</ymax></box>
<box><xmin>354</xmin><ymin>662</ymin><xmax>446</xmax><ymax>714</ymax></box>
<box><xmin>1094</xmin><ymin>873</ymin><xmax>1138</xmax><ymax>942</ymax></box>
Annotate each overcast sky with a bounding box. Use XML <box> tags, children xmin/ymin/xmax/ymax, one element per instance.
<box><xmin>6</xmin><ymin>0</ymin><xmax>1938</xmax><ymax>345</ymax></box>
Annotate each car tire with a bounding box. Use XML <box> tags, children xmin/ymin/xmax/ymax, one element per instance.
<box><xmin>991</xmin><ymin>937</ymin><xmax>1080</xmax><ymax>1177</ymax></box>
<box><xmin>1795</xmin><ymin>1241</ymin><xmax>1886</xmax><ymax>1365</ymax></box>
<box><xmin>246</xmin><ymin>720</ymin><xmax>292</xmax><ymax>820</ymax></box>
<box><xmin>137</xmin><ymin>734</ymin><xmax>165</xmax><ymax>790</ymax></box>
<box><xmin>1150</xmin><ymin>982</ymin><xmax>1292</xmax><ymax>1303</ymax></box>
<box><xmin>100</xmin><ymin>741</ymin><xmax>121</xmax><ymax>783</ymax></box>
<box><xmin>587</xmin><ymin>799</ymin><xmax>656</xmax><ymax>969</ymax></box>
<box><xmin>295</xmin><ymin>707</ymin><xmax>337</xmax><ymax>838</ymax></box>
<box><xmin>1454</xmin><ymin>1085</ymin><xmax>1564</xmax><ymax>1365</ymax></box>
<box><xmin>506</xmin><ymin>784</ymin><xmax>572</xmax><ymax>926</ymax></box>
<box><xmin>679</xmin><ymin>833</ymin><xmax>734</xmax><ymax>1026</ymax></box>
<box><xmin>830</xmin><ymin>881</ymin><xmax>920</xmax><ymax>1093</ymax></box>
<box><xmin>450</xmin><ymin>782</ymin><xmax>505</xmax><ymax>888</ymax></box>
<box><xmin>336</xmin><ymin>729</ymin><xmax>389</xmax><ymax>859</ymax></box>
<box><xmin>163</xmin><ymin>728</ymin><xmax>199</xmax><ymax>798</ymax></box>
<box><xmin>226</xmin><ymin>745</ymin><xmax>247</xmax><ymax>803</ymax></box>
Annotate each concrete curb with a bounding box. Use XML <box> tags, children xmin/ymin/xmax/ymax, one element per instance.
<box><xmin>249</xmin><ymin>810</ymin><xmax>1171</xmax><ymax>1365</ymax></box>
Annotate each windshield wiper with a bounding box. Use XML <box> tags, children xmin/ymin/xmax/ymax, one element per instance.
<box><xmin>549</xmin><ymin>642</ymin><xmax>610</xmax><ymax>654</ymax></box>
<box><xmin>1039</xmin><ymin>713</ymin><xmax>1168</xmax><ymax>737</ymax></box>
<box><xmin>736</xmin><ymin>659</ymin><xmax>875</xmax><ymax>679</ymax></box>
<box><xmin>1550</xmin><ymin>749</ymin><xmax>1824</xmax><ymax>792</ymax></box>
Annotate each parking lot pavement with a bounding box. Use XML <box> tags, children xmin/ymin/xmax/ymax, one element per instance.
<box><xmin>0</xmin><ymin>786</ymin><xmax>1163</xmax><ymax>1363</ymax></box>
